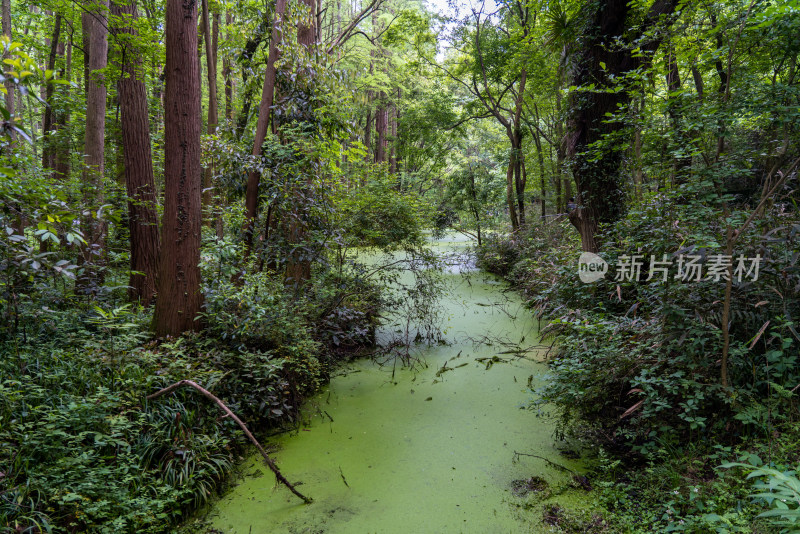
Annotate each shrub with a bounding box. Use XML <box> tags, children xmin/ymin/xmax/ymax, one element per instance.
<box><xmin>0</xmin><ymin>309</ymin><xmax>313</xmax><ymax>532</ymax></box>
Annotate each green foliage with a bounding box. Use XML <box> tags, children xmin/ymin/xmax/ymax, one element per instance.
<box><xmin>334</xmin><ymin>172</ymin><xmax>429</xmax><ymax>250</ymax></box>
<box><xmin>201</xmin><ymin>270</ymin><xmax>324</xmax><ymax>396</ymax></box>
<box><xmin>0</xmin><ymin>319</ymin><xmax>308</xmax><ymax>533</ymax></box>
<box><xmin>721</xmin><ymin>460</ymin><xmax>800</xmax><ymax>532</ymax></box>
<box><xmin>475</xmin><ymin>232</ymin><xmax>521</xmax><ymax>277</ymax></box>
<box><xmin>590</xmin><ymin>444</ymin><xmax>770</xmax><ymax>533</ymax></box>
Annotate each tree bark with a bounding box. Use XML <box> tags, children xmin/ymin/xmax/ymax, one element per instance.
<box><xmin>285</xmin><ymin>0</ymin><xmax>317</xmax><ymax>287</ymax></box>
<box><xmin>512</xmin><ymin>69</ymin><xmax>526</xmax><ymax>226</ymax></box>
<box><xmin>363</xmin><ymin>105</ymin><xmax>372</xmax><ymax>166</ymax></box>
<box><xmin>42</xmin><ymin>12</ymin><xmax>62</xmax><ymax>171</ymax></box>
<box><xmin>201</xmin><ymin>0</ymin><xmax>218</xmax><ymax>223</ymax></box>
<box><xmin>664</xmin><ymin>41</ymin><xmax>690</xmax><ymax>185</ymax></box>
<box><xmin>374</xmin><ymin>96</ymin><xmax>388</xmax><ymax>164</ymax></box>
<box><xmin>111</xmin><ymin>0</ymin><xmax>161</xmax><ymax>306</ymax></box>
<box><xmin>567</xmin><ymin>0</ymin><xmax>677</xmax><ymax>251</ymax></box>
<box><xmin>153</xmin><ymin>0</ymin><xmax>203</xmax><ymax>336</ymax></box>
<box><xmin>555</xmin><ymin>68</ymin><xmax>566</xmax><ymax>213</ymax></box>
<box><xmin>241</xmin><ymin>0</ymin><xmax>287</xmax><ymax>261</ymax></box>
<box><xmin>54</xmin><ymin>33</ymin><xmax>71</xmax><ymax>180</ymax></box>
<box><xmin>79</xmin><ymin>0</ymin><xmax>109</xmax><ymax>290</ymax></box>
<box><xmin>389</xmin><ymin>88</ymin><xmax>398</xmax><ymax>175</ymax></box>
<box><xmin>2</xmin><ymin>0</ymin><xmax>14</xmax><ymax>130</ymax></box>
<box><xmin>505</xmin><ymin>150</ymin><xmax>519</xmax><ymax>232</ymax></box>
<box><xmin>223</xmin><ymin>11</ymin><xmax>233</xmax><ymax>121</ymax></box>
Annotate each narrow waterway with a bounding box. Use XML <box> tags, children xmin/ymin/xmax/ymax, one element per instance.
<box><xmin>207</xmin><ymin>235</ymin><xmax>590</xmax><ymax>533</ymax></box>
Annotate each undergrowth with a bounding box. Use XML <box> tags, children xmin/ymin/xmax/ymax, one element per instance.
<box><xmin>0</xmin><ymin>265</ymin><xmax>382</xmax><ymax>533</ymax></box>
<box><xmin>476</xmin><ymin>184</ymin><xmax>800</xmax><ymax>532</ymax></box>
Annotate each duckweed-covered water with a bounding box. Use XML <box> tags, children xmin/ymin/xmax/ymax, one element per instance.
<box><xmin>208</xmin><ymin>235</ymin><xmax>591</xmax><ymax>533</ymax></box>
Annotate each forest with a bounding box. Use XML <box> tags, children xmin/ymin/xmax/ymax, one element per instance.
<box><xmin>1</xmin><ymin>0</ymin><xmax>799</xmax><ymax>531</ymax></box>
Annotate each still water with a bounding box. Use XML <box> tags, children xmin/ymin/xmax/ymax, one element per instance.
<box><xmin>207</xmin><ymin>235</ymin><xmax>589</xmax><ymax>533</ymax></box>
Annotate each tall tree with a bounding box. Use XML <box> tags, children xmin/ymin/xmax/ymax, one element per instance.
<box><xmin>390</xmin><ymin>88</ymin><xmax>399</xmax><ymax>174</ymax></box>
<box><xmin>223</xmin><ymin>11</ymin><xmax>233</xmax><ymax>121</ymax></box>
<box><xmin>432</xmin><ymin>1</ymin><xmax>530</xmax><ymax>231</ymax></box>
<box><xmin>111</xmin><ymin>0</ymin><xmax>161</xmax><ymax>305</ymax></box>
<box><xmin>566</xmin><ymin>0</ymin><xmax>677</xmax><ymax>251</ymax></box>
<box><xmin>241</xmin><ymin>0</ymin><xmax>287</xmax><ymax>260</ymax></box>
<box><xmin>80</xmin><ymin>0</ymin><xmax>110</xmax><ymax>289</ymax></box>
<box><xmin>152</xmin><ymin>0</ymin><xmax>203</xmax><ymax>336</ymax></box>
<box><xmin>201</xmin><ymin>0</ymin><xmax>219</xmax><ymax>221</ymax></box>
<box><xmin>53</xmin><ymin>27</ymin><xmax>72</xmax><ymax>181</ymax></box>
<box><xmin>41</xmin><ymin>12</ymin><xmax>62</xmax><ymax>172</ymax></box>
<box><xmin>284</xmin><ymin>0</ymin><xmax>317</xmax><ymax>286</ymax></box>
<box><xmin>375</xmin><ymin>97</ymin><xmax>388</xmax><ymax>163</ymax></box>
<box><xmin>1</xmin><ymin>0</ymin><xmax>13</xmax><ymax>125</ymax></box>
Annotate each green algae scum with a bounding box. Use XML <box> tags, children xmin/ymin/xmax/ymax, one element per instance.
<box><xmin>207</xmin><ymin>236</ymin><xmax>592</xmax><ymax>533</ymax></box>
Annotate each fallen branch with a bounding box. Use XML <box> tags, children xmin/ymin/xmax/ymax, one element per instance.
<box><xmin>513</xmin><ymin>451</ymin><xmax>592</xmax><ymax>491</ymax></box>
<box><xmin>147</xmin><ymin>379</ymin><xmax>312</xmax><ymax>503</ymax></box>
<box><xmin>512</xmin><ymin>451</ymin><xmax>577</xmax><ymax>476</ymax></box>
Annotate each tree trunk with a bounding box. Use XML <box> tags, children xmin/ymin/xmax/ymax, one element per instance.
<box><xmin>153</xmin><ymin>0</ymin><xmax>203</xmax><ymax>336</ymax></box>
<box><xmin>555</xmin><ymin>67</ymin><xmax>566</xmax><ymax>213</ymax></box>
<box><xmin>111</xmin><ymin>0</ymin><xmax>161</xmax><ymax>306</ymax></box>
<box><xmin>374</xmin><ymin>96</ymin><xmax>387</xmax><ymax>164</ymax></box>
<box><xmin>564</xmin><ymin>176</ymin><xmax>572</xmax><ymax>208</ymax></box>
<box><xmin>223</xmin><ymin>11</ymin><xmax>233</xmax><ymax>121</ymax></box>
<box><xmin>2</xmin><ymin>0</ymin><xmax>23</xmax><ymax>236</ymax></box>
<box><xmin>242</xmin><ymin>0</ymin><xmax>286</xmax><ymax>260</ymax></box>
<box><xmin>514</xmin><ymin>143</ymin><xmax>525</xmax><ymax>225</ymax></box>
<box><xmin>468</xmin><ymin>166</ymin><xmax>482</xmax><ymax>246</ymax></box>
<box><xmin>2</xmin><ymin>0</ymin><xmax>14</xmax><ymax>130</ymax></box>
<box><xmin>630</xmin><ymin>92</ymin><xmax>644</xmax><ymax>199</ymax></box>
<box><xmin>363</xmin><ymin>104</ymin><xmax>372</xmax><ymax>166</ymax></box>
<box><xmin>567</xmin><ymin>0</ymin><xmax>677</xmax><ymax>251</ymax></box>
<box><xmin>42</xmin><ymin>12</ymin><xmax>62</xmax><ymax>171</ymax></box>
<box><xmin>505</xmin><ymin>150</ymin><xmax>519</xmax><ymax>232</ymax></box>
<box><xmin>389</xmin><ymin>88</ymin><xmax>398</xmax><ymax>175</ymax></box>
<box><xmin>79</xmin><ymin>0</ymin><xmax>109</xmax><ymax>291</ymax></box>
<box><xmin>512</xmin><ymin>68</ymin><xmax>526</xmax><ymax>227</ymax></box>
<box><xmin>532</xmin><ymin>105</ymin><xmax>547</xmax><ymax>218</ymax></box>
<box><xmin>285</xmin><ymin>0</ymin><xmax>316</xmax><ymax>287</ymax></box>
<box><xmin>54</xmin><ymin>34</ymin><xmax>71</xmax><ymax>180</ymax></box>
<box><xmin>201</xmin><ymin>0</ymin><xmax>218</xmax><ymax>223</ymax></box>
<box><xmin>51</xmin><ymin>34</ymin><xmax>72</xmax><ymax>180</ymax></box>
<box><xmin>664</xmin><ymin>42</ymin><xmax>690</xmax><ymax>185</ymax></box>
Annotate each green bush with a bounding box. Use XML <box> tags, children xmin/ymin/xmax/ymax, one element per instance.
<box><xmin>0</xmin><ymin>309</ymin><xmax>313</xmax><ymax>533</ymax></box>
<box><xmin>475</xmin><ymin>232</ymin><xmax>521</xmax><ymax>276</ymax></box>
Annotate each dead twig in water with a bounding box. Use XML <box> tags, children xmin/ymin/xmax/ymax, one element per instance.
<box><xmin>513</xmin><ymin>451</ymin><xmax>592</xmax><ymax>490</ymax></box>
<box><xmin>147</xmin><ymin>379</ymin><xmax>312</xmax><ymax>503</ymax></box>
<box><xmin>512</xmin><ymin>450</ymin><xmax>592</xmax><ymax>491</ymax></box>
<box><xmin>513</xmin><ymin>450</ymin><xmax>575</xmax><ymax>474</ymax></box>
<box><xmin>339</xmin><ymin>466</ymin><xmax>350</xmax><ymax>488</ymax></box>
